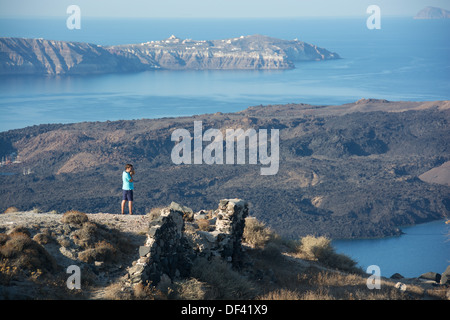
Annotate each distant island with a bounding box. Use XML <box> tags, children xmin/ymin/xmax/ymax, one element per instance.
<box><xmin>414</xmin><ymin>6</ymin><xmax>450</xmax><ymax>19</ymax></box>
<box><xmin>0</xmin><ymin>34</ymin><xmax>340</xmax><ymax>75</ymax></box>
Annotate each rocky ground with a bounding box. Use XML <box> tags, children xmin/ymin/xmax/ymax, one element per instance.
<box><xmin>0</xmin><ymin>210</ymin><xmax>149</xmax><ymax>299</ymax></box>
<box><xmin>0</xmin><ymin>210</ymin><xmax>448</xmax><ymax>300</ymax></box>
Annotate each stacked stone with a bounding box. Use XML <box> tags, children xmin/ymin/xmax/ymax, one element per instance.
<box><xmin>212</xmin><ymin>199</ymin><xmax>249</xmax><ymax>264</ymax></box>
<box><xmin>189</xmin><ymin>199</ymin><xmax>249</xmax><ymax>264</ymax></box>
<box><xmin>127</xmin><ymin>207</ymin><xmax>193</xmax><ymax>286</ymax></box>
<box><xmin>126</xmin><ymin>199</ymin><xmax>248</xmax><ymax>287</ymax></box>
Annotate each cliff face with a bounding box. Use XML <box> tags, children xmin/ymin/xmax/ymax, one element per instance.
<box><xmin>0</xmin><ymin>37</ymin><xmax>147</xmax><ymax>75</ymax></box>
<box><xmin>109</xmin><ymin>34</ymin><xmax>339</xmax><ymax>70</ymax></box>
<box><xmin>0</xmin><ymin>35</ymin><xmax>339</xmax><ymax>75</ymax></box>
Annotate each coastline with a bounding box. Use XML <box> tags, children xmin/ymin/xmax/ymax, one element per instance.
<box><xmin>333</xmin><ymin>219</ymin><xmax>450</xmax><ymax>278</ymax></box>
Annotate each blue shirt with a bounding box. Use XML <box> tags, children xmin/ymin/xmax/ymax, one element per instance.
<box><xmin>122</xmin><ymin>171</ymin><xmax>134</xmax><ymax>190</ymax></box>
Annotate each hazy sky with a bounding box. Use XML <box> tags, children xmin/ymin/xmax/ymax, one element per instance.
<box><xmin>1</xmin><ymin>0</ymin><xmax>449</xmax><ymax>18</ymax></box>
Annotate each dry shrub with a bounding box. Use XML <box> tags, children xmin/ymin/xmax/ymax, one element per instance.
<box><xmin>78</xmin><ymin>240</ymin><xmax>116</xmax><ymax>263</ymax></box>
<box><xmin>147</xmin><ymin>207</ymin><xmax>163</xmax><ymax>220</ymax></box>
<box><xmin>103</xmin><ymin>282</ymin><xmax>132</xmax><ymax>300</ymax></box>
<box><xmin>77</xmin><ymin>248</ymin><xmax>97</xmax><ymax>263</ymax></box>
<box><xmin>313</xmin><ymin>270</ymin><xmax>363</xmax><ymax>287</ymax></box>
<box><xmin>321</xmin><ymin>252</ymin><xmax>359</xmax><ymax>272</ymax></box>
<box><xmin>94</xmin><ymin>240</ymin><xmax>116</xmax><ymax>260</ymax></box>
<box><xmin>0</xmin><ymin>233</ymin><xmax>8</xmax><ymax>246</ymax></box>
<box><xmin>62</xmin><ymin>210</ymin><xmax>88</xmax><ymax>225</ymax></box>
<box><xmin>133</xmin><ymin>282</ymin><xmax>152</xmax><ymax>300</ymax></box>
<box><xmin>299</xmin><ymin>288</ymin><xmax>335</xmax><ymax>300</ymax></box>
<box><xmin>298</xmin><ymin>235</ymin><xmax>332</xmax><ymax>260</ymax></box>
<box><xmin>0</xmin><ymin>259</ymin><xmax>20</xmax><ymax>284</ymax></box>
<box><xmin>72</xmin><ymin>221</ymin><xmax>98</xmax><ymax>248</ymax></box>
<box><xmin>258</xmin><ymin>289</ymin><xmax>303</xmax><ymax>300</ymax></box>
<box><xmin>32</xmin><ymin>207</ymin><xmax>42</xmax><ymax>213</ymax></box>
<box><xmin>132</xmin><ymin>282</ymin><xmax>167</xmax><ymax>300</ymax></box>
<box><xmin>243</xmin><ymin>217</ymin><xmax>278</xmax><ymax>248</ymax></box>
<box><xmin>0</xmin><ymin>231</ymin><xmax>57</xmax><ymax>274</ymax></box>
<box><xmin>63</xmin><ymin>215</ymin><xmax>134</xmax><ymax>266</ymax></box>
<box><xmin>4</xmin><ymin>207</ymin><xmax>19</xmax><ymax>214</ymax></box>
<box><xmin>175</xmin><ymin>278</ymin><xmax>218</xmax><ymax>300</ymax></box>
<box><xmin>196</xmin><ymin>219</ymin><xmax>211</xmax><ymax>231</ymax></box>
<box><xmin>258</xmin><ymin>241</ymin><xmax>283</xmax><ymax>262</ymax></box>
<box><xmin>296</xmin><ymin>235</ymin><xmax>358</xmax><ymax>272</ymax></box>
<box><xmin>1</xmin><ymin>232</ymin><xmax>32</xmax><ymax>257</ymax></box>
<box><xmin>258</xmin><ymin>287</ymin><xmax>335</xmax><ymax>300</ymax></box>
<box><xmin>9</xmin><ymin>226</ymin><xmax>31</xmax><ymax>236</ymax></box>
<box><xmin>191</xmin><ymin>257</ymin><xmax>258</xmax><ymax>299</ymax></box>
<box><xmin>33</xmin><ymin>229</ymin><xmax>54</xmax><ymax>245</ymax></box>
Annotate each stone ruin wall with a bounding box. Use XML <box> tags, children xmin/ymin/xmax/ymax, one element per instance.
<box><xmin>126</xmin><ymin>199</ymin><xmax>249</xmax><ymax>287</ymax></box>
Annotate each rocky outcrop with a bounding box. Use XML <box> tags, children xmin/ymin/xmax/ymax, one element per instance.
<box><xmin>109</xmin><ymin>34</ymin><xmax>340</xmax><ymax>70</ymax></box>
<box><xmin>389</xmin><ymin>266</ymin><xmax>450</xmax><ymax>294</ymax></box>
<box><xmin>126</xmin><ymin>199</ymin><xmax>248</xmax><ymax>287</ymax></box>
<box><xmin>440</xmin><ymin>266</ymin><xmax>450</xmax><ymax>285</ymax></box>
<box><xmin>0</xmin><ymin>37</ymin><xmax>146</xmax><ymax>75</ymax></box>
<box><xmin>0</xmin><ymin>34</ymin><xmax>340</xmax><ymax>75</ymax></box>
<box><xmin>419</xmin><ymin>161</ymin><xmax>450</xmax><ymax>187</ymax></box>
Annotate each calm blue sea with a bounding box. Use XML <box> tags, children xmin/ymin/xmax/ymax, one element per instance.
<box><xmin>0</xmin><ymin>17</ymin><xmax>449</xmax><ymax>276</ymax></box>
<box><xmin>0</xmin><ymin>17</ymin><xmax>449</xmax><ymax>131</ymax></box>
<box><xmin>333</xmin><ymin>220</ymin><xmax>450</xmax><ymax>278</ymax></box>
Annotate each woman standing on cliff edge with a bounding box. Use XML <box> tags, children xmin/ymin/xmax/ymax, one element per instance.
<box><xmin>121</xmin><ymin>164</ymin><xmax>135</xmax><ymax>215</ymax></box>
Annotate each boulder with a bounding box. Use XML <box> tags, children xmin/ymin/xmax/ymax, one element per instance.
<box><xmin>440</xmin><ymin>265</ymin><xmax>450</xmax><ymax>285</ymax></box>
<box><xmin>170</xmin><ymin>201</ymin><xmax>194</xmax><ymax>221</ymax></box>
<box><xmin>139</xmin><ymin>246</ymin><xmax>151</xmax><ymax>257</ymax></box>
<box><xmin>419</xmin><ymin>272</ymin><xmax>441</xmax><ymax>283</ymax></box>
<box><xmin>394</xmin><ymin>282</ymin><xmax>407</xmax><ymax>291</ymax></box>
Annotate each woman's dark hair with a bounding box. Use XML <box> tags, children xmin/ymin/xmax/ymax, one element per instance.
<box><xmin>125</xmin><ymin>164</ymin><xmax>135</xmax><ymax>175</ymax></box>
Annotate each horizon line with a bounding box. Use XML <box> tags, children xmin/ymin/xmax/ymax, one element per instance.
<box><xmin>0</xmin><ymin>14</ymin><xmax>416</xmax><ymax>20</ymax></box>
